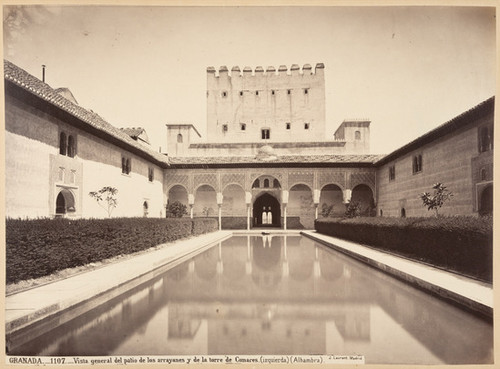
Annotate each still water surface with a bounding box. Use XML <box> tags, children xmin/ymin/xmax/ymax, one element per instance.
<box><xmin>10</xmin><ymin>235</ymin><xmax>493</xmax><ymax>364</ymax></box>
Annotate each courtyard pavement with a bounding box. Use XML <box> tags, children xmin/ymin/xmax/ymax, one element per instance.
<box><xmin>302</xmin><ymin>230</ymin><xmax>493</xmax><ymax>319</ymax></box>
<box><xmin>6</xmin><ymin>229</ymin><xmax>492</xmax><ymax>341</ymax></box>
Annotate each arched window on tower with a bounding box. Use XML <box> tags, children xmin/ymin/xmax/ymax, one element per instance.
<box><xmin>59</xmin><ymin>132</ymin><xmax>67</xmax><ymax>155</ymax></box>
<box><xmin>177</xmin><ymin>134</ymin><xmax>183</xmax><ymax>143</ymax></box>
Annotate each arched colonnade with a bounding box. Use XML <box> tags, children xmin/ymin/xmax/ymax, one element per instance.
<box><xmin>165</xmin><ymin>168</ymin><xmax>376</xmax><ymax>230</ymax></box>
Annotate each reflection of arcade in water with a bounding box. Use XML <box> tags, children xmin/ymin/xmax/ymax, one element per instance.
<box><xmin>10</xmin><ymin>236</ymin><xmax>493</xmax><ymax>364</ymax></box>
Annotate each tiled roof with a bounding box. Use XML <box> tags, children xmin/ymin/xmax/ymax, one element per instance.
<box><xmin>4</xmin><ymin>60</ymin><xmax>169</xmax><ymax>167</ymax></box>
<box><xmin>170</xmin><ymin>154</ymin><xmax>384</xmax><ymax>166</ymax></box>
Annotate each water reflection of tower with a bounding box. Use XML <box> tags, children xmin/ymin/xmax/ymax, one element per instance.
<box><xmin>252</xmin><ymin>236</ymin><xmax>282</xmax><ymax>289</ymax></box>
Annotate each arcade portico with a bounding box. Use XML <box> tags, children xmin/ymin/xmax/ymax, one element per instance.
<box><xmin>165</xmin><ymin>158</ymin><xmax>379</xmax><ymax>230</ymax></box>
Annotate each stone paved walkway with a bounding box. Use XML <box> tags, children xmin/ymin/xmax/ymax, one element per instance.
<box><xmin>302</xmin><ymin>230</ymin><xmax>493</xmax><ymax>318</ymax></box>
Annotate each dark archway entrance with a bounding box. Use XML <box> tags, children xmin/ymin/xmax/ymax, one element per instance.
<box><xmin>253</xmin><ymin>193</ymin><xmax>281</xmax><ymax>227</ymax></box>
<box><xmin>55</xmin><ymin>189</ymin><xmax>75</xmax><ymax>216</ymax></box>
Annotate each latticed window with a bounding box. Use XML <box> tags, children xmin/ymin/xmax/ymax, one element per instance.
<box><xmin>122</xmin><ymin>156</ymin><xmax>131</xmax><ymax>175</ymax></box>
<box><xmin>59</xmin><ymin>132</ymin><xmax>67</xmax><ymax>155</ymax></box>
<box><xmin>479</xmin><ymin>125</ymin><xmax>493</xmax><ymax>153</ymax></box>
<box><xmin>412</xmin><ymin>155</ymin><xmax>423</xmax><ymax>174</ymax></box>
<box><xmin>59</xmin><ymin>131</ymin><xmax>77</xmax><ymax>157</ymax></box>
<box><xmin>389</xmin><ymin>165</ymin><xmax>396</xmax><ymax>181</ymax></box>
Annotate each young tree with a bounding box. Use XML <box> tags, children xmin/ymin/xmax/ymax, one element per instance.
<box><xmin>419</xmin><ymin>182</ymin><xmax>453</xmax><ymax>217</ymax></box>
<box><xmin>202</xmin><ymin>207</ymin><xmax>213</xmax><ymax>217</ymax></box>
<box><xmin>166</xmin><ymin>201</ymin><xmax>188</xmax><ymax>218</ymax></box>
<box><xmin>321</xmin><ymin>203</ymin><xmax>334</xmax><ymax>218</ymax></box>
<box><xmin>344</xmin><ymin>200</ymin><xmax>361</xmax><ymax>218</ymax></box>
<box><xmin>88</xmin><ymin>186</ymin><xmax>118</xmax><ymax>217</ymax></box>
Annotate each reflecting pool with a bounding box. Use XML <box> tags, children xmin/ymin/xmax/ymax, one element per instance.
<box><xmin>8</xmin><ymin>235</ymin><xmax>493</xmax><ymax>364</ymax></box>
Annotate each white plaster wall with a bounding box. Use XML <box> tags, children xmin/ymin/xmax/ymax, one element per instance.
<box><xmin>78</xmin><ymin>132</ymin><xmax>165</xmax><ymax>218</ymax></box>
<box><xmin>5</xmin><ymin>131</ymin><xmax>53</xmax><ymax>218</ymax></box>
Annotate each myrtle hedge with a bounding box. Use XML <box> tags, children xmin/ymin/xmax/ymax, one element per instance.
<box><xmin>6</xmin><ymin>217</ymin><xmax>218</xmax><ymax>283</ymax></box>
<box><xmin>315</xmin><ymin>216</ymin><xmax>493</xmax><ymax>282</ymax></box>
<box><xmin>221</xmin><ymin>217</ymin><xmax>247</xmax><ymax>230</ymax></box>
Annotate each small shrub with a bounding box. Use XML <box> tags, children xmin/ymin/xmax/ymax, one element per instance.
<box><xmin>166</xmin><ymin>201</ymin><xmax>188</xmax><ymax>218</ymax></box>
<box><xmin>420</xmin><ymin>182</ymin><xmax>453</xmax><ymax>217</ymax></box>
<box><xmin>321</xmin><ymin>203</ymin><xmax>334</xmax><ymax>218</ymax></box>
<box><xmin>202</xmin><ymin>207</ymin><xmax>214</xmax><ymax>217</ymax></box>
<box><xmin>88</xmin><ymin>186</ymin><xmax>118</xmax><ymax>217</ymax></box>
<box><xmin>344</xmin><ymin>201</ymin><xmax>361</xmax><ymax>218</ymax></box>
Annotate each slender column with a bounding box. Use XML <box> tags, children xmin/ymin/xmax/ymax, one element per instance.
<box><xmin>343</xmin><ymin>189</ymin><xmax>352</xmax><ymax>204</ymax></box>
<box><xmin>281</xmin><ymin>190</ymin><xmax>288</xmax><ymax>230</ymax></box>
<box><xmin>313</xmin><ymin>189</ymin><xmax>320</xmax><ymax>220</ymax></box>
<box><xmin>216</xmin><ymin>192</ymin><xmax>223</xmax><ymax>230</ymax></box>
<box><xmin>245</xmin><ymin>191</ymin><xmax>252</xmax><ymax>230</ymax></box>
<box><xmin>283</xmin><ymin>205</ymin><xmax>287</xmax><ymax>230</ymax></box>
<box><xmin>218</xmin><ymin>205</ymin><xmax>222</xmax><ymax>230</ymax></box>
<box><xmin>188</xmin><ymin>193</ymin><xmax>195</xmax><ymax>219</ymax></box>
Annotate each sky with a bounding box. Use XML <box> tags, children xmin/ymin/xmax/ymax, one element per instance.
<box><xmin>3</xmin><ymin>4</ymin><xmax>497</xmax><ymax>154</ymax></box>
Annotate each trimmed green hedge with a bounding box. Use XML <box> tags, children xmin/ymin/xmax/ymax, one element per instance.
<box><xmin>192</xmin><ymin>217</ymin><xmax>218</xmax><ymax>235</ymax></box>
<box><xmin>221</xmin><ymin>217</ymin><xmax>247</xmax><ymax>229</ymax></box>
<box><xmin>6</xmin><ymin>217</ymin><xmax>218</xmax><ymax>283</ymax></box>
<box><xmin>315</xmin><ymin>216</ymin><xmax>493</xmax><ymax>282</ymax></box>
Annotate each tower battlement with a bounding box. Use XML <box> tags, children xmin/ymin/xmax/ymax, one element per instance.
<box><xmin>207</xmin><ymin>63</ymin><xmax>324</xmax><ymax>78</ymax></box>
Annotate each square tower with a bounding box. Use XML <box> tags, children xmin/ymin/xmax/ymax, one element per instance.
<box><xmin>206</xmin><ymin>64</ymin><xmax>326</xmax><ymax>143</ymax></box>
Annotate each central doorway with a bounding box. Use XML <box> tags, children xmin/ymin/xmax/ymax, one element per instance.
<box><xmin>253</xmin><ymin>193</ymin><xmax>281</xmax><ymax>227</ymax></box>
